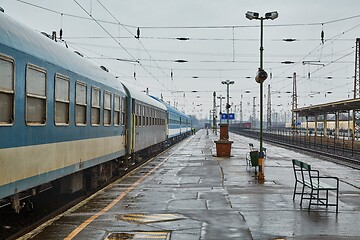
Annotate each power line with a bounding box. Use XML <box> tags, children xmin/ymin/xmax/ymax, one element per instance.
<box><xmin>64</xmin><ymin>36</ymin><xmax>356</xmax><ymax>42</ymax></box>
<box><xmin>15</xmin><ymin>0</ymin><xmax>136</xmax><ymax>28</ymax></box>
<box><xmin>14</xmin><ymin>0</ymin><xmax>360</xmax><ymax>30</ymax></box>
<box><xmin>73</xmin><ymin>0</ymin><xmax>173</xmax><ymax>93</ymax></box>
<box><xmin>138</xmin><ymin>15</ymin><xmax>360</xmax><ymax>29</ymax></box>
<box><xmin>94</xmin><ymin>0</ymin><xmax>176</xmax><ymax>92</ymax></box>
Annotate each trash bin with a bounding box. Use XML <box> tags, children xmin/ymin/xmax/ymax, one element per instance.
<box><xmin>249</xmin><ymin>151</ymin><xmax>259</xmax><ymax>167</ymax></box>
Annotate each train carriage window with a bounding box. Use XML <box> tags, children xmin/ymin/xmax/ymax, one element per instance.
<box><xmin>54</xmin><ymin>74</ymin><xmax>70</xmax><ymax>125</ymax></box>
<box><xmin>149</xmin><ymin>108</ymin><xmax>152</xmax><ymax>126</ymax></box>
<box><xmin>138</xmin><ymin>104</ymin><xmax>141</xmax><ymax>126</ymax></box>
<box><xmin>154</xmin><ymin>109</ymin><xmax>157</xmax><ymax>125</ymax></box>
<box><xmin>114</xmin><ymin>95</ymin><xmax>120</xmax><ymax>126</ymax></box>
<box><xmin>142</xmin><ymin>105</ymin><xmax>145</xmax><ymax>126</ymax></box>
<box><xmin>26</xmin><ymin>64</ymin><xmax>47</xmax><ymax>125</ymax></box>
<box><xmin>138</xmin><ymin>104</ymin><xmax>142</xmax><ymax>126</ymax></box>
<box><xmin>145</xmin><ymin>106</ymin><xmax>148</xmax><ymax>126</ymax></box>
<box><xmin>0</xmin><ymin>55</ymin><xmax>15</xmax><ymax>125</ymax></box>
<box><xmin>150</xmin><ymin>108</ymin><xmax>152</xmax><ymax>125</ymax></box>
<box><xmin>104</xmin><ymin>91</ymin><xmax>111</xmax><ymax>126</ymax></box>
<box><xmin>153</xmin><ymin>108</ymin><xmax>155</xmax><ymax>125</ymax></box>
<box><xmin>91</xmin><ymin>87</ymin><xmax>100</xmax><ymax>126</ymax></box>
<box><xmin>135</xmin><ymin>103</ymin><xmax>139</xmax><ymax>127</ymax></box>
<box><xmin>75</xmin><ymin>81</ymin><xmax>87</xmax><ymax>125</ymax></box>
<box><xmin>121</xmin><ymin>97</ymin><xmax>126</xmax><ymax>125</ymax></box>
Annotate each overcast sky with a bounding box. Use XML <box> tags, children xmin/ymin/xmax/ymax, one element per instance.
<box><xmin>1</xmin><ymin>0</ymin><xmax>360</xmax><ymax>121</ymax></box>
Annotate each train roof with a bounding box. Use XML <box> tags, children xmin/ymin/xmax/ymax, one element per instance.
<box><xmin>150</xmin><ymin>96</ymin><xmax>190</xmax><ymax>119</ymax></box>
<box><xmin>0</xmin><ymin>11</ymin><xmax>125</xmax><ymax>93</ymax></box>
<box><xmin>122</xmin><ymin>84</ymin><xmax>167</xmax><ymax>111</ymax></box>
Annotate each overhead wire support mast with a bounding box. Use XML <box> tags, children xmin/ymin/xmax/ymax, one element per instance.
<box><xmin>353</xmin><ymin>38</ymin><xmax>360</xmax><ymax>136</ymax></box>
<box><xmin>267</xmin><ymin>84</ymin><xmax>271</xmax><ymax>131</ymax></box>
<box><xmin>291</xmin><ymin>72</ymin><xmax>298</xmax><ymax>132</ymax></box>
<box><xmin>213</xmin><ymin>92</ymin><xmax>217</xmax><ymax>134</ymax></box>
<box><xmin>252</xmin><ymin>97</ymin><xmax>256</xmax><ymax>129</ymax></box>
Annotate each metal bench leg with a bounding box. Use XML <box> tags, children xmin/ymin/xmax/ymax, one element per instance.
<box><xmin>300</xmin><ymin>184</ymin><xmax>305</xmax><ymax>207</ymax></box>
<box><xmin>308</xmin><ymin>189</ymin><xmax>314</xmax><ymax>211</ymax></box>
<box><xmin>326</xmin><ymin>190</ymin><xmax>329</xmax><ymax>207</ymax></box>
<box><xmin>336</xmin><ymin>187</ymin><xmax>339</xmax><ymax>213</ymax></box>
<box><xmin>293</xmin><ymin>181</ymin><xmax>297</xmax><ymax>200</ymax></box>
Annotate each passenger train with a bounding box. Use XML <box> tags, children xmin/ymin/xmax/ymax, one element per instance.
<box><xmin>0</xmin><ymin>10</ymin><xmax>191</xmax><ymax>212</ymax></box>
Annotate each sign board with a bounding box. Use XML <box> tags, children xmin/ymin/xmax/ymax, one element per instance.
<box><xmin>221</xmin><ymin>113</ymin><xmax>235</xmax><ymax>120</ymax></box>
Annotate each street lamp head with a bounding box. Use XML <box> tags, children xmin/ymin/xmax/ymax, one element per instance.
<box><xmin>221</xmin><ymin>80</ymin><xmax>234</xmax><ymax>85</ymax></box>
<box><xmin>255</xmin><ymin>68</ymin><xmax>268</xmax><ymax>83</ymax></box>
<box><xmin>246</xmin><ymin>11</ymin><xmax>259</xmax><ymax>20</ymax></box>
<box><xmin>265</xmin><ymin>11</ymin><xmax>279</xmax><ymax>20</ymax></box>
<box><xmin>246</xmin><ymin>11</ymin><xmax>278</xmax><ymax>20</ymax></box>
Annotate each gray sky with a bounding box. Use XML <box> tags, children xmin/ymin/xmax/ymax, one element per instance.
<box><xmin>1</xmin><ymin>0</ymin><xmax>360</xmax><ymax>121</ymax></box>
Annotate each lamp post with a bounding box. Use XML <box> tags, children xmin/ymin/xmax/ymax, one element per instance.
<box><xmin>246</xmin><ymin>11</ymin><xmax>278</xmax><ymax>181</ymax></box>
<box><xmin>221</xmin><ymin>80</ymin><xmax>235</xmax><ymax>125</ymax></box>
<box><xmin>217</xmin><ymin>95</ymin><xmax>225</xmax><ymax>124</ymax></box>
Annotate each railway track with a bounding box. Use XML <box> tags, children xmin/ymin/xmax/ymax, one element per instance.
<box><xmin>231</xmin><ymin>129</ymin><xmax>360</xmax><ymax>170</ymax></box>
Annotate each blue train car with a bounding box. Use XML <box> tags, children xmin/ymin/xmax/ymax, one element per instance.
<box><xmin>0</xmin><ymin>11</ymin><xmax>191</xmax><ymax>213</ymax></box>
<box><xmin>0</xmin><ymin>12</ymin><xmax>128</xmax><ymax>211</ymax></box>
<box><xmin>150</xmin><ymin>96</ymin><xmax>192</xmax><ymax>143</ymax></box>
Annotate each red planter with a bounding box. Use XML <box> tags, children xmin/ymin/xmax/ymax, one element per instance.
<box><xmin>215</xmin><ymin>140</ymin><xmax>233</xmax><ymax>157</ymax></box>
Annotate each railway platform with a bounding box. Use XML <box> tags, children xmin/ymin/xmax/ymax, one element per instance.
<box><xmin>21</xmin><ymin>129</ymin><xmax>360</xmax><ymax>240</ymax></box>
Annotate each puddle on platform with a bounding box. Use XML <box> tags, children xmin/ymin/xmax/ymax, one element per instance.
<box><xmin>116</xmin><ymin>213</ymin><xmax>184</xmax><ymax>224</ymax></box>
<box><xmin>105</xmin><ymin>231</ymin><xmax>170</xmax><ymax>240</ymax></box>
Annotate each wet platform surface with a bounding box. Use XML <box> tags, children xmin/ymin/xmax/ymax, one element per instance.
<box><xmin>22</xmin><ymin>130</ymin><xmax>360</xmax><ymax>240</ymax></box>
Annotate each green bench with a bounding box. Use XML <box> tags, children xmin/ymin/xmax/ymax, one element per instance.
<box><xmin>292</xmin><ymin>159</ymin><xmax>339</xmax><ymax>213</ymax></box>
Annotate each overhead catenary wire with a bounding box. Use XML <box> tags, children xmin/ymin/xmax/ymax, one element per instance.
<box><xmin>273</xmin><ymin>21</ymin><xmax>360</xmax><ymax>90</ymax></box>
<box><xmin>13</xmin><ymin>0</ymin><xmax>360</xmax><ymax>115</ymax></box>
<box><xmin>15</xmin><ymin>0</ymin><xmax>136</xmax><ymax>27</ymax></box>
<box><xmin>73</xmin><ymin>0</ymin><xmax>174</xmax><ymax>93</ymax></box>
<box><xmin>14</xmin><ymin>0</ymin><xmax>360</xmax><ymax>30</ymax></box>
<box><xmin>94</xmin><ymin>0</ymin><xmax>177</xmax><ymax>93</ymax></box>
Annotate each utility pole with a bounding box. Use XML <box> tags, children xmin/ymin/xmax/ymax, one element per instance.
<box><xmin>291</xmin><ymin>72</ymin><xmax>298</xmax><ymax>132</ymax></box>
<box><xmin>267</xmin><ymin>84</ymin><xmax>272</xmax><ymax>131</ymax></box>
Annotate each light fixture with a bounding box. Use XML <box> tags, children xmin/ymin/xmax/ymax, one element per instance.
<box><xmin>281</xmin><ymin>61</ymin><xmax>294</xmax><ymax>64</ymax></box>
<box><xmin>174</xmin><ymin>59</ymin><xmax>188</xmax><ymax>63</ymax></box>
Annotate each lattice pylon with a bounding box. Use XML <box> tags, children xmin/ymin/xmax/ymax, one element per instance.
<box><xmin>353</xmin><ymin>38</ymin><xmax>360</xmax><ymax>136</ymax></box>
<box><xmin>267</xmin><ymin>84</ymin><xmax>272</xmax><ymax>130</ymax></box>
<box><xmin>291</xmin><ymin>72</ymin><xmax>298</xmax><ymax>131</ymax></box>
<box><xmin>252</xmin><ymin>97</ymin><xmax>256</xmax><ymax>128</ymax></box>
